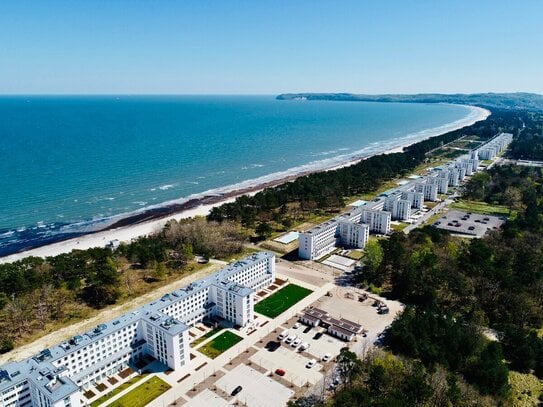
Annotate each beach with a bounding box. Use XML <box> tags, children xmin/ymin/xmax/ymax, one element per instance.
<box><xmin>0</xmin><ymin>105</ymin><xmax>490</xmax><ymax>264</ymax></box>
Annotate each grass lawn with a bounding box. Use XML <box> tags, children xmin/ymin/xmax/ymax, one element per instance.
<box><xmin>345</xmin><ymin>250</ymin><xmax>364</xmax><ymax>260</ymax></box>
<box><xmin>107</xmin><ymin>376</ymin><xmax>171</xmax><ymax>407</ymax></box>
<box><xmin>190</xmin><ymin>327</ymin><xmax>224</xmax><ymax>348</ymax></box>
<box><xmin>198</xmin><ymin>331</ymin><xmax>243</xmax><ymax>359</ymax></box>
<box><xmin>509</xmin><ymin>371</ymin><xmax>543</xmax><ymax>407</ymax></box>
<box><xmin>254</xmin><ymin>284</ymin><xmax>313</xmax><ymax>318</ymax></box>
<box><xmin>390</xmin><ymin>223</ymin><xmax>409</xmax><ymax>232</ymax></box>
<box><xmin>90</xmin><ymin>374</ymin><xmax>148</xmax><ymax>407</ymax></box>
<box><xmin>450</xmin><ymin>200</ymin><xmax>514</xmax><ymax>217</ymax></box>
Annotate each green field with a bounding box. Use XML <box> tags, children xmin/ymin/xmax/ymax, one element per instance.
<box><xmin>103</xmin><ymin>376</ymin><xmax>170</xmax><ymax>407</ymax></box>
<box><xmin>198</xmin><ymin>331</ymin><xmax>243</xmax><ymax>359</ymax></box>
<box><xmin>450</xmin><ymin>200</ymin><xmax>513</xmax><ymax>217</ymax></box>
<box><xmin>254</xmin><ymin>284</ymin><xmax>313</xmax><ymax>318</ymax></box>
<box><xmin>90</xmin><ymin>374</ymin><xmax>148</xmax><ymax>407</ymax></box>
<box><xmin>190</xmin><ymin>326</ymin><xmax>224</xmax><ymax>348</ymax></box>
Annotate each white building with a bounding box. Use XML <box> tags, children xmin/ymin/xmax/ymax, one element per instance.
<box><xmin>402</xmin><ymin>191</ymin><xmax>424</xmax><ymax>210</ymax></box>
<box><xmin>0</xmin><ymin>252</ymin><xmax>275</xmax><ymax>407</ymax></box>
<box><xmin>359</xmin><ymin>209</ymin><xmax>391</xmax><ymax>234</ymax></box>
<box><xmin>392</xmin><ymin>199</ymin><xmax>411</xmax><ymax>221</ymax></box>
<box><xmin>338</xmin><ymin>221</ymin><xmax>369</xmax><ymax>249</ymax></box>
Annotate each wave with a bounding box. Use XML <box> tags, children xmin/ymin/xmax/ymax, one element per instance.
<box><xmin>0</xmin><ymin>105</ymin><xmax>489</xmax><ymax>257</ymax></box>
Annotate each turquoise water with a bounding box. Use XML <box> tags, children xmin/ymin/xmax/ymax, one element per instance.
<box><xmin>0</xmin><ymin>95</ymin><xmax>475</xmax><ymax>254</ymax></box>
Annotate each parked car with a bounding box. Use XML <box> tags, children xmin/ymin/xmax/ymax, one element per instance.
<box><xmin>265</xmin><ymin>341</ymin><xmax>280</xmax><ymax>352</ymax></box>
<box><xmin>285</xmin><ymin>335</ymin><xmax>296</xmax><ymax>344</ymax></box>
<box><xmin>293</xmin><ymin>322</ymin><xmax>301</xmax><ymax>329</ymax></box>
<box><xmin>231</xmin><ymin>385</ymin><xmax>243</xmax><ymax>396</ymax></box>
<box><xmin>275</xmin><ymin>368</ymin><xmax>286</xmax><ymax>376</ymax></box>
<box><xmin>468</xmin><ymin>226</ymin><xmax>475</xmax><ymax>231</ymax></box>
<box><xmin>313</xmin><ymin>332</ymin><xmax>323</xmax><ymax>340</ymax></box>
<box><xmin>292</xmin><ymin>337</ymin><xmax>302</xmax><ymax>347</ymax></box>
<box><xmin>322</xmin><ymin>353</ymin><xmax>332</xmax><ymax>362</ymax></box>
<box><xmin>278</xmin><ymin>329</ymin><xmax>289</xmax><ymax>340</ymax></box>
<box><xmin>378</xmin><ymin>306</ymin><xmax>390</xmax><ymax>314</ymax></box>
<box><xmin>306</xmin><ymin>359</ymin><xmax>317</xmax><ymax>368</ymax></box>
<box><xmin>298</xmin><ymin>342</ymin><xmax>310</xmax><ymax>351</ymax></box>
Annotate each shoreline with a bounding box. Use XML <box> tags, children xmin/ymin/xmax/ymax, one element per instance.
<box><xmin>0</xmin><ymin>105</ymin><xmax>490</xmax><ymax>263</ymax></box>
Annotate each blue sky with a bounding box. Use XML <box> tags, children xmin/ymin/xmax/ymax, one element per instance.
<box><xmin>1</xmin><ymin>0</ymin><xmax>542</xmax><ymax>94</ymax></box>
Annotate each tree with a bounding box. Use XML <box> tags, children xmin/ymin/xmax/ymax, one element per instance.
<box><xmin>503</xmin><ymin>186</ymin><xmax>523</xmax><ymax>214</ymax></box>
<box><xmin>336</xmin><ymin>347</ymin><xmax>363</xmax><ymax>387</ymax></box>
<box><xmin>255</xmin><ymin>222</ymin><xmax>273</xmax><ymax>239</ymax></box>
<box><xmin>363</xmin><ymin>240</ymin><xmax>384</xmax><ymax>284</ymax></box>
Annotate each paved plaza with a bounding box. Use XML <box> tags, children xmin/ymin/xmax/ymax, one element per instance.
<box><xmin>215</xmin><ymin>364</ymin><xmax>294</xmax><ymax>407</ymax></box>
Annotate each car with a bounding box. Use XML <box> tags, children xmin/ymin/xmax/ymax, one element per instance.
<box><xmin>306</xmin><ymin>359</ymin><xmax>317</xmax><ymax>368</ymax></box>
<box><xmin>484</xmin><ymin>217</ymin><xmax>490</xmax><ymax>221</ymax></box>
<box><xmin>468</xmin><ymin>226</ymin><xmax>475</xmax><ymax>231</ymax></box>
<box><xmin>278</xmin><ymin>329</ymin><xmax>289</xmax><ymax>340</ymax></box>
<box><xmin>455</xmin><ymin>223</ymin><xmax>462</xmax><ymax>227</ymax></box>
<box><xmin>303</xmin><ymin>326</ymin><xmax>312</xmax><ymax>334</ymax></box>
<box><xmin>293</xmin><ymin>322</ymin><xmax>301</xmax><ymax>329</ymax></box>
<box><xmin>265</xmin><ymin>341</ymin><xmax>280</xmax><ymax>352</ymax></box>
<box><xmin>298</xmin><ymin>342</ymin><xmax>310</xmax><ymax>351</ymax></box>
<box><xmin>447</xmin><ymin>222</ymin><xmax>454</xmax><ymax>226</ymax></box>
<box><xmin>322</xmin><ymin>353</ymin><xmax>332</xmax><ymax>362</ymax></box>
<box><xmin>372</xmin><ymin>300</ymin><xmax>380</xmax><ymax>307</ymax></box>
<box><xmin>275</xmin><ymin>368</ymin><xmax>286</xmax><ymax>376</ymax></box>
<box><xmin>378</xmin><ymin>306</ymin><xmax>390</xmax><ymax>314</ymax></box>
<box><xmin>475</xmin><ymin>219</ymin><xmax>481</xmax><ymax>223</ymax></box>
<box><xmin>285</xmin><ymin>335</ymin><xmax>296</xmax><ymax>344</ymax></box>
<box><xmin>292</xmin><ymin>337</ymin><xmax>302</xmax><ymax>347</ymax></box>
<box><xmin>231</xmin><ymin>385</ymin><xmax>243</xmax><ymax>396</ymax></box>
<box><xmin>313</xmin><ymin>332</ymin><xmax>323</xmax><ymax>340</ymax></box>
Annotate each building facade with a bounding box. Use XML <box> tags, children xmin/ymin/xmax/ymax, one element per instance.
<box><xmin>0</xmin><ymin>252</ymin><xmax>275</xmax><ymax>407</ymax></box>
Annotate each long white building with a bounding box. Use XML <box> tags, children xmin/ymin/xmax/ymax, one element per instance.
<box><xmin>0</xmin><ymin>252</ymin><xmax>275</xmax><ymax>407</ymax></box>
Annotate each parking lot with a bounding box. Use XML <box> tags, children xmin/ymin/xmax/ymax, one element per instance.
<box><xmin>251</xmin><ymin>345</ymin><xmax>323</xmax><ymax>387</ymax></box>
<box><xmin>215</xmin><ymin>364</ymin><xmax>294</xmax><ymax>407</ymax></box>
<box><xmin>279</xmin><ymin>323</ymin><xmax>345</xmax><ymax>360</ymax></box>
<box><xmin>313</xmin><ymin>286</ymin><xmax>403</xmax><ymax>339</ymax></box>
<box><xmin>184</xmin><ymin>389</ymin><xmax>231</xmax><ymax>407</ymax></box>
<box><xmin>432</xmin><ymin>209</ymin><xmax>505</xmax><ymax>237</ymax></box>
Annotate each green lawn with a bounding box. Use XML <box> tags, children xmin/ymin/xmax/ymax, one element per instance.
<box><xmin>190</xmin><ymin>326</ymin><xmax>224</xmax><ymax>348</ymax></box>
<box><xmin>345</xmin><ymin>250</ymin><xmax>364</xmax><ymax>260</ymax></box>
<box><xmin>450</xmin><ymin>200</ymin><xmax>513</xmax><ymax>217</ymax></box>
<box><xmin>509</xmin><ymin>371</ymin><xmax>543</xmax><ymax>407</ymax></box>
<box><xmin>254</xmin><ymin>284</ymin><xmax>313</xmax><ymax>318</ymax></box>
<box><xmin>107</xmin><ymin>376</ymin><xmax>171</xmax><ymax>407</ymax></box>
<box><xmin>90</xmin><ymin>374</ymin><xmax>148</xmax><ymax>407</ymax></box>
<box><xmin>390</xmin><ymin>223</ymin><xmax>409</xmax><ymax>232</ymax></box>
<box><xmin>198</xmin><ymin>331</ymin><xmax>243</xmax><ymax>359</ymax></box>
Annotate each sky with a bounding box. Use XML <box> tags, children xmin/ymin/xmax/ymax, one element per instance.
<box><xmin>0</xmin><ymin>0</ymin><xmax>542</xmax><ymax>95</ymax></box>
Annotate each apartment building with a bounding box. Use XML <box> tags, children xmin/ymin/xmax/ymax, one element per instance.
<box><xmin>0</xmin><ymin>252</ymin><xmax>275</xmax><ymax>407</ymax></box>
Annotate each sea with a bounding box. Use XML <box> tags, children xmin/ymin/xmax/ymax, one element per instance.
<box><xmin>0</xmin><ymin>95</ymin><xmax>480</xmax><ymax>256</ymax></box>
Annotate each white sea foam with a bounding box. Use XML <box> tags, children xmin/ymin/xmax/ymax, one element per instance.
<box><xmin>158</xmin><ymin>184</ymin><xmax>175</xmax><ymax>191</ymax></box>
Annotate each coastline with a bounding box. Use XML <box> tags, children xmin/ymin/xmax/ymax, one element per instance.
<box><xmin>0</xmin><ymin>105</ymin><xmax>490</xmax><ymax>264</ymax></box>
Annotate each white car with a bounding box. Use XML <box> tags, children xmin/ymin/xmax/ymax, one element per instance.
<box><xmin>322</xmin><ymin>353</ymin><xmax>332</xmax><ymax>362</ymax></box>
<box><xmin>298</xmin><ymin>342</ymin><xmax>309</xmax><ymax>351</ymax></box>
<box><xmin>306</xmin><ymin>359</ymin><xmax>317</xmax><ymax>368</ymax></box>
<box><xmin>293</xmin><ymin>322</ymin><xmax>301</xmax><ymax>329</ymax></box>
<box><xmin>285</xmin><ymin>335</ymin><xmax>296</xmax><ymax>344</ymax></box>
<box><xmin>292</xmin><ymin>337</ymin><xmax>302</xmax><ymax>347</ymax></box>
<box><xmin>278</xmin><ymin>330</ymin><xmax>289</xmax><ymax>340</ymax></box>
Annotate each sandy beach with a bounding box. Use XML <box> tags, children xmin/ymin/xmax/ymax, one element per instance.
<box><xmin>0</xmin><ymin>105</ymin><xmax>490</xmax><ymax>264</ymax></box>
